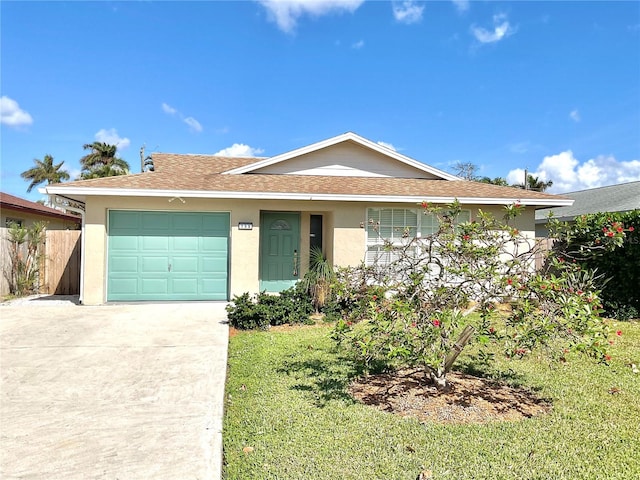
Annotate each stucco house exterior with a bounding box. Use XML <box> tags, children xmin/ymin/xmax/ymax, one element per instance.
<box><xmin>1</xmin><ymin>192</ymin><xmax>81</xmax><ymax>230</ymax></box>
<box><xmin>43</xmin><ymin>132</ymin><xmax>572</xmax><ymax>305</ymax></box>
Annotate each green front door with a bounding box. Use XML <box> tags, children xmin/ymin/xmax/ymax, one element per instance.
<box><xmin>107</xmin><ymin>211</ymin><xmax>229</xmax><ymax>301</ymax></box>
<box><xmin>260</xmin><ymin>212</ymin><xmax>300</xmax><ymax>292</ymax></box>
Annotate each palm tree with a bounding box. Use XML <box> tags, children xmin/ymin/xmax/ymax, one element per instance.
<box><xmin>20</xmin><ymin>154</ymin><xmax>70</xmax><ymax>192</ymax></box>
<box><xmin>478</xmin><ymin>176</ymin><xmax>509</xmax><ymax>186</ymax></box>
<box><xmin>515</xmin><ymin>174</ymin><xmax>554</xmax><ymax>192</ymax></box>
<box><xmin>79</xmin><ymin>142</ymin><xmax>130</xmax><ymax>179</ymax></box>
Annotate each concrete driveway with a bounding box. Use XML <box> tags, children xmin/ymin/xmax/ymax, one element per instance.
<box><xmin>0</xmin><ymin>297</ymin><xmax>229</xmax><ymax>479</ymax></box>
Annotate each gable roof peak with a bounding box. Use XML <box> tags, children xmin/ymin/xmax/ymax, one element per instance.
<box><xmin>222</xmin><ymin>132</ymin><xmax>459</xmax><ymax>180</ymax></box>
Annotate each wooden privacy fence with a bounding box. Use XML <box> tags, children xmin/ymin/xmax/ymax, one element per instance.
<box><xmin>0</xmin><ymin>228</ymin><xmax>81</xmax><ymax>296</ymax></box>
<box><xmin>44</xmin><ymin>230</ymin><xmax>81</xmax><ymax>295</ymax></box>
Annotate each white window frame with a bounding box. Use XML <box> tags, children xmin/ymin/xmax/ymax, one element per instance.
<box><xmin>365</xmin><ymin>207</ymin><xmax>471</xmax><ymax>266</ymax></box>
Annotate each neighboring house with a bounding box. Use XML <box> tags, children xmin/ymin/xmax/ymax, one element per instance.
<box><xmin>1</xmin><ymin>192</ymin><xmax>81</xmax><ymax>230</ymax></box>
<box><xmin>43</xmin><ymin>132</ymin><xmax>572</xmax><ymax>305</ymax></box>
<box><xmin>535</xmin><ymin>181</ymin><xmax>640</xmax><ymax>237</ymax></box>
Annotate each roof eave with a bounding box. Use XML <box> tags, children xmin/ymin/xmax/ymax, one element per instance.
<box><xmin>43</xmin><ymin>185</ymin><xmax>574</xmax><ymax>207</ymax></box>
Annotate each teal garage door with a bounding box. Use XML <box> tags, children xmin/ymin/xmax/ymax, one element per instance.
<box><xmin>107</xmin><ymin>211</ymin><xmax>229</xmax><ymax>301</ymax></box>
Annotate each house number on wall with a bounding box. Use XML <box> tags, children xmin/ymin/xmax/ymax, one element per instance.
<box><xmin>238</xmin><ymin>222</ymin><xmax>253</xmax><ymax>230</ymax></box>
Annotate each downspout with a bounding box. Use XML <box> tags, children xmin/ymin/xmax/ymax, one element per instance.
<box><xmin>52</xmin><ymin>195</ymin><xmax>86</xmax><ymax>305</ymax></box>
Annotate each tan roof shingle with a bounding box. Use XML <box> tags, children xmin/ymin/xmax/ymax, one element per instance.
<box><xmin>48</xmin><ymin>153</ymin><xmax>568</xmax><ymax>204</ymax></box>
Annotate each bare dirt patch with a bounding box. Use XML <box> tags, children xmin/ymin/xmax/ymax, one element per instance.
<box><xmin>350</xmin><ymin>369</ymin><xmax>551</xmax><ymax>424</ymax></box>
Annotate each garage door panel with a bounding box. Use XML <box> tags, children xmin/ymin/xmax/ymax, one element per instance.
<box><xmin>142</xmin><ymin>236</ymin><xmax>170</xmax><ymax>251</ymax></box>
<box><xmin>203</xmin><ymin>214</ymin><xmax>230</xmax><ymax>234</ymax></box>
<box><xmin>141</xmin><ymin>257</ymin><xmax>169</xmax><ymax>273</ymax></box>
<box><xmin>141</xmin><ymin>278</ymin><xmax>169</xmax><ymax>294</ymax></box>
<box><xmin>171</xmin><ymin>278</ymin><xmax>198</xmax><ymax>294</ymax></box>
<box><xmin>110</xmin><ymin>256</ymin><xmax>139</xmax><ymax>273</ymax></box>
<box><xmin>172</xmin><ymin>236</ymin><xmax>199</xmax><ymax>252</ymax></box>
<box><xmin>111</xmin><ymin>211</ymin><xmax>141</xmax><ymax>231</ymax></box>
<box><xmin>172</xmin><ymin>257</ymin><xmax>198</xmax><ymax>273</ymax></box>
<box><xmin>172</xmin><ymin>213</ymin><xmax>202</xmax><ymax>231</ymax></box>
<box><xmin>202</xmin><ymin>279</ymin><xmax>227</xmax><ymax>299</ymax></box>
<box><xmin>141</xmin><ymin>212</ymin><xmax>170</xmax><ymax>230</ymax></box>
<box><xmin>202</xmin><ymin>237</ymin><xmax>228</xmax><ymax>251</ymax></box>
<box><xmin>109</xmin><ymin>278</ymin><xmax>138</xmax><ymax>294</ymax></box>
<box><xmin>202</xmin><ymin>256</ymin><xmax>227</xmax><ymax>274</ymax></box>
<box><xmin>110</xmin><ymin>236</ymin><xmax>139</xmax><ymax>251</ymax></box>
<box><xmin>108</xmin><ymin>211</ymin><xmax>229</xmax><ymax>301</ymax></box>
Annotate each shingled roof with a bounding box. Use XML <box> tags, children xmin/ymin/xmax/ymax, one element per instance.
<box><xmin>1</xmin><ymin>192</ymin><xmax>81</xmax><ymax>222</ymax></box>
<box><xmin>44</xmin><ymin>134</ymin><xmax>572</xmax><ymax>207</ymax></box>
<box><xmin>536</xmin><ymin>181</ymin><xmax>640</xmax><ymax>222</ymax></box>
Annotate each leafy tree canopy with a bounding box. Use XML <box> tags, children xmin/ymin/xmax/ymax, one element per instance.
<box><xmin>20</xmin><ymin>154</ymin><xmax>70</xmax><ymax>193</ymax></box>
<box><xmin>79</xmin><ymin>142</ymin><xmax>130</xmax><ymax>179</ymax></box>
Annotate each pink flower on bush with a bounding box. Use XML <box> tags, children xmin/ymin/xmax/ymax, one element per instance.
<box><xmin>616</xmin><ymin>330</ymin><xmax>622</xmax><ymax>336</ymax></box>
<box><xmin>432</xmin><ymin>319</ymin><xmax>441</xmax><ymax>327</ymax></box>
<box><xmin>629</xmin><ymin>226</ymin><xmax>635</xmax><ymax>232</ymax></box>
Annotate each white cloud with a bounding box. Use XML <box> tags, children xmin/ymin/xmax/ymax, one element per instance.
<box><xmin>162</xmin><ymin>102</ymin><xmax>177</xmax><ymax>115</ymax></box>
<box><xmin>183</xmin><ymin>117</ymin><xmax>203</xmax><ymax>133</ymax></box>
<box><xmin>471</xmin><ymin>13</ymin><xmax>515</xmax><ymax>44</ymax></box>
<box><xmin>214</xmin><ymin>143</ymin><xmax>265</xmax><ymax>157</ymax></box>
<box><xmin>0</xmin><ymin>96</ymin><xmax>33</xmax><ymax>127</ymax></box>
<box><xmin>507</xmin><ymin>150</ymin><xmax>640</xmax><ymax>193</ymax></box>
<box><xmin>95</xmin><ymin>128</ymin><xmax>131</xmax><ymax>150</ymax></box>
<box><xmin>161</xmin><ymin>102</ymin><xmax>202</xmax><ymax>133</ymax></box>
<box><xmin>569</xmin><ymin>109</ymin><xmax>581</xmax><ymax>122</ymax></box>
<box><xmin>451</xmin><ymin>0</ymin><xmax>469</xmax><ymax>12</ymax></box>
<box><xmin>377</xmin><ymin>141</ymin><xmax>397</xmax><ymax>151</ymax></box>
<box><xmin>392</xmin><ymin>1</ymin><xmax>424</xmax><ymax>24</ymax></box>
<box><xmin>257</xmin><ymin>0</ymin><xmax>364</xmax><ymax>33</ymax></box>
<box><xmin>351</xmin><ymin>39</ymin><xmax>364</xmax><ymax>49</ymax></box>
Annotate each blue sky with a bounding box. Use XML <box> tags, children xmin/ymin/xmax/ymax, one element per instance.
<box><xmin>2</xmin><ymin>0</ymin><xmax>639</xmax><ymax>201</ymax></box>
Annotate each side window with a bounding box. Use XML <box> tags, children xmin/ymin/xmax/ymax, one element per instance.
<box><xmin>5</xmin><ymin>218</ymin><xmax>24</xmax><ymax>228</ymax></box>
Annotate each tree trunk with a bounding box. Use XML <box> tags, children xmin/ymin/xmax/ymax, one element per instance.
<box><xmin>430</xmin><ymin>325</ymin><xmax>476</xmax><ymax>390</ymax></box>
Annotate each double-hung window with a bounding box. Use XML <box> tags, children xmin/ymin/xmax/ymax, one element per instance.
<box><xmin>365</xmin><ymin>207</ymin><xmax>470</xmax><ymax>266</ymax></box>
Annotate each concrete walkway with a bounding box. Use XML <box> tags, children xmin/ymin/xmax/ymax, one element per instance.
<box><xmin>0</xmin><ymin>298</ymin><xmax>229</xmax><ymax>479</ymax></box>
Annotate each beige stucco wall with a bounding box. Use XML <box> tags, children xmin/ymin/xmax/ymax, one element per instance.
<box><xmin>2</xmin><ymin>209</ymin><xmax>80</xmax><ymax>230</ymax></box>
<box><xmin>80</xmin><ymin>196</ymin><xmax>537</xmax><ymax>305</ymax></box>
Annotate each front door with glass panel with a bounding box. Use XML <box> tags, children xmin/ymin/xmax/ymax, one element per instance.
<box><xmin>259</xmin><ymin>212</ymin><xmax>300</xmax><ymax>292</ymax></box>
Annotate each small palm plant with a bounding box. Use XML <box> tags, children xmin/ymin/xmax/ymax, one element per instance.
<box><xmin>6</xmin><ymin>221</ymin><xmax>47</xmax><ymax>296</ymax></box>
<box><xmin>303</xmin><ymin>246</ymin><xmax>335</xmax><ymax>313</ymax></box>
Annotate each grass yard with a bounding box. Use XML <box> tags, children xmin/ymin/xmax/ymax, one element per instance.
<box><xmin>223</xmin><ymin>321</ymin><xmax>640</xmax><ymax>480</ymax></box>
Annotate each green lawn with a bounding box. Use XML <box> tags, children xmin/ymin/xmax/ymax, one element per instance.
<box><xmin>223</xmin><ymin>321</ymin><xmax>640</xmax><ymax>480</ymax></box>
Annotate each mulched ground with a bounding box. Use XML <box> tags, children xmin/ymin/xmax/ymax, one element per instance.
<box><xmin>230</xmin><ymin>323</ymin><xmax>552</xmax><ymax>424</ymax></box>
<box><xmin>350</xmin><ymin>369</ymin><xmax>552</xmax><ymax>424</ymax></box>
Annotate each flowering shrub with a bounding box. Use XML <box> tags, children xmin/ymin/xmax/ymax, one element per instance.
<box><xmin>332</xmin><ymin>201</ymin><xmax>612</xmax><ymax>389</ymax></box>
<box><xmin>548</xmin><ymin>210</ymin><xmax>640</xmax><ymax>320</ymax></box>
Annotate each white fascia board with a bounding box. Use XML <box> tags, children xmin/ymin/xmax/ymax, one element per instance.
<box><xmin>43</xmin><ymin>185</ymin><xmax>575</xmax><ymax>207</ymax></box>
<box><xmin>222</xmin><ymin>132</ymin><xmax>460</xmax><ymax>181</ymax></box>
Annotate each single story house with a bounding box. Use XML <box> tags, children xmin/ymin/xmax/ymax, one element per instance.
<box><xmin>43</xmin><ymin>132</ymin><xmax>572</xmax><ymax>305</ymax></box>
<box><xmin>1</xmin><ymin>192</ymin><xmax>81</xmax><ymax>230</ymax></box>
<box><xmin>535</xmin><ymin>181</ymin><xmax>640</xmax><ymax>237</ymax></box>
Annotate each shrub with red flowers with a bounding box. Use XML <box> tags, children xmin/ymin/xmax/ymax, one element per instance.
<box><xmin>332</xmin><ymin>200</ymin><xmax>612</xmax><ymax>389</ymax></box>
<box><xmin>548</xmin><ymin>210</ymin><xmax>640</xmax><ymax>320</ymax></box>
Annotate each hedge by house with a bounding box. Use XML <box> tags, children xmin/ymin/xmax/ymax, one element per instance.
<box><xmin>550</xmin><ymin>209</ymin><xmax>640</xmax><ymax>320</ymax></box>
